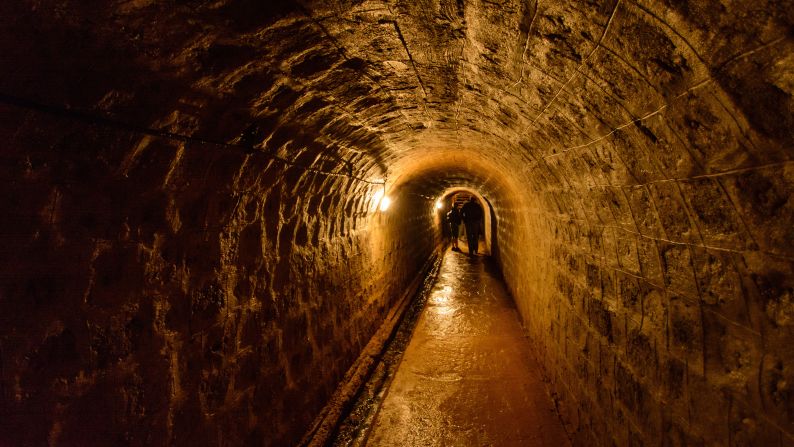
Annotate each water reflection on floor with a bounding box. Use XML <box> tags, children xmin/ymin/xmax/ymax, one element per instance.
<box><xmin>364</xmin><ymin>249</ymin><xmax>570</xmax><ymax>447</ymax></box>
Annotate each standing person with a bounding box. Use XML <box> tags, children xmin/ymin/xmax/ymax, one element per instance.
<box><xmin>446</xmin><ymin>203</ymin><xmax>462</xmax><ymax>251</ymax></box>
<box><xmin>461</xmin><ymin>197</ymin><xmax>483</xmax><ymax>256</ymax></box>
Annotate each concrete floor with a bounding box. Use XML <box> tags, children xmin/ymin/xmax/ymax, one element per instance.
<box><xmin>365</xmin><ymin>248</ymin><xmax>571</xmax><ymax>447</ymax></box>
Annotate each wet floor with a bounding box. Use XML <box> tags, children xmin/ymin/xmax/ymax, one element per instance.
<box><xmin>360</xmin><ymin>248</ymin><xmax>570</xmax><ymax>447</ymax></box>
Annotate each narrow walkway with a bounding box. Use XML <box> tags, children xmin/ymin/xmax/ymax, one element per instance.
<box><xmin>364</xmin><ymin>249</ymin><xmax>570</xmax><ymax>446</ymax></box>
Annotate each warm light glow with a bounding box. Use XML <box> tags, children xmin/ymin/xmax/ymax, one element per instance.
<box><xmin>372</xmin><ymin>189</ymin><xmax>384</xmax><ymax>207</ymax></box>
<box><xmin>371</xmin><ymin>187</ymin><xmax>391</xmax><ymax>212</ymax></box>
<box><xmin>435</xmin><ymin>200</ymin><xmax>443</xmax><ymax>210</ymax></box>
<box><xmin>379</xmin><ymin>196</ymin><xmax>392</xmax><ymax>211</ymax></box>
<box><xmin>430</xmin><ymin>286</ymin><xmax>455</xmax><ymax>315</ymax></box>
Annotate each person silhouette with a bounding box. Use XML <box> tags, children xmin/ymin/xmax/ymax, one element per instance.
<box><xmin>460</xmin><ymin>197</ymin><xmax>483</xmax><ymax>256</ymax></box>
<box><xmin>446</xmin><ymin>203</ymin><xmax>462</xmax><ymax>251</ymax></box>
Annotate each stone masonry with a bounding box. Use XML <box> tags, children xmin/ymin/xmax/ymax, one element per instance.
<box><xmin>0</xmin><ymin>0</ymin><xmax>792</xmax><ymax>446</ymax></box>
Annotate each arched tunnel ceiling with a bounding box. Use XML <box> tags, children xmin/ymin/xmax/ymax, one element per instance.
<box><xmin>2</xmin><ymin>0</ymin><xmax>791</xmax><ymax>196</ymax></box>
<box><xmin>3</xmin><ymin>2</ymin><xmax>794</xmax><ymax>446</ymax></box>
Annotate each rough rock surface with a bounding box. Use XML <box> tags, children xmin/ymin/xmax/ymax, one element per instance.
<box><xmin>0</xmin><ymin>0</ymin><xmax>792</xmax><ymax>446</ymax></box>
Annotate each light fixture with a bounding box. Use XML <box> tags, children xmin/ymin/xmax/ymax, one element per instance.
<box><xmin>435</xmin><ymin>200</ymin><xmax>443</xmax><ymax>210</ymax></box>
<box><xmin>379</xmin><ymin>196</ymin><xmax>392</xmax><ymax>211</ymax></box>
<box><xmin>371</xmin><ymin>180</ymin><xmax>391</xmax><ymax>212</ymax></box>
<box><xmin>372</xmin><ymin>189</ymin><xmax>384</xmax><ymax>209</ymax></box>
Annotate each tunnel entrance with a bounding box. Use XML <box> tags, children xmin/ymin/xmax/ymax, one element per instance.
<box><xmin>438</xmin><ymin>188</ymin><xmax>493</xmax><ymax>256</ymax></box>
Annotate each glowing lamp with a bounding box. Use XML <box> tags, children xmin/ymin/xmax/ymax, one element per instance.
<box><xmin>379</xmin><ymin>196</ymin><xmax>392</xmax><ymax>211</ymax></box>
<box><xmin>372</xmin><ymin>189</ymin><xmax>384</xmax><ymax>206</ymax></box>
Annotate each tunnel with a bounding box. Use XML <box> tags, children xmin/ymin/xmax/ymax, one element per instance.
<box><xmin>1</xmin><ymin>0</ymin><xmax>793</xmax><ymax>445</ymax></box>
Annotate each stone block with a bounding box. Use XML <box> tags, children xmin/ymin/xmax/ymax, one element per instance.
<box><xmin>628</xmin><ymin>185</ymin><xmax>665</xmax><ymax>238</ymax></box>
<box><xmin>626</xmin><ymin>328</ymin><xmax>658</xmax><ymax>380</ymax></box>
<box><xmin>679</xmin><ymin>178</ymin><xmax>752</xmax><ymax>250</ymax></box>
<box><xmin>729</xmin><ymin>399</ymin><xmax>787</xmax><ymax>447</ymax></box>
<box><xmin>602</xmin><ymin>267</ymin><xmax>618</xmax><ymax>306</ymax></box>
<box><xmin>614</xmin><ymin>361</ymin><xmax>647</xmax><ymax>415</ymax></box>
<box><xmin>618</xmin><ymin>271</ymin><xmax>642</xmax><ymax>315</ymax></box>
<box><xmin>664</xmin><ymin>356</ymin><xmax>687</xmax><ymax>402</ymax></box>
<box><xmin>666</xmin><ymin>87</ymin><xmax>754</xmax><ymax>172</ymax></box>
<box><xmin>641</xmin><ymin>114</ymin><xmax>701</xmax><ymax>181</ymax></box>
<box><xmin>641</xmin><ymin>283</ymin><xmax>668</xmax><ymax>330</ymax></box>
<box><xmin>609</xmin><ymin>127</ymin><xmax>661</xmax><ymax>186</ymax></box>
<box><xmin>603</xmin><ymin>228</ymin><xmax>621</xmax><ymax>269</ymax></box>
<box><xmin>612</xmin><ymin>308</ymin><xmax>628</xmax><ymax>355</ymax></box>
<box><xmin>741</xmin><ymin>252</ymin><xmax>794</xmax><ymax>335</ymax></box>
<box><xmin>617</xmin><ymin>235</ymin><xmax>641</xmax><ymax>274</ymax></box>
<box><xmin>588</xmin><ymin>298</ymin><xmax>616</xmax><ymax>344</ymax></box>
<box><xmin>685</xmin><ymin>374</ymin><xmax>731</xmax><ymax>445</ymax></box>
<box><xmin>659</xmin><ymin>243</ymin><xmax>699</xmax><ymax>297</ymax></box>
<box><xmin>691</xmin><ymin>247</ymin><xmax>747</xmax><ymax>325</ymax></box>
<box><xmin>723</xmin><ymin>166</ymin><xmax>794</xmax><ymax>258</ymax></box>
<box><xmin>702</xmin><ymin>310</ymin><xmax>761</xmax><ymax>400</ymax></box>
<box><xmin>595</xmin><ymin>188</ymin><xmax>619</xmax><ymax>225</ymax></box>
<box><xmin>648</xmin><ymin>182</ymin><xmax>701</xmax><ymax>243</ymax></box>
<box><xmin>590</xmin><ymin>140</ymin><xmax>633</xmax><ymax>186</ymax></box>
<box><xmin>637</xmin><ymin>238</ymin><xmax>664</xmax><ymax>285</ymax></box>
<box><xmin>668</xmin><ymin>294</ymin><xmax>704</xmax><ymax>374</ymax></box>
<box><xmin>614</xmin><ymin>1</ymin><xmax>705</xmax><ymax>92</ymax></box>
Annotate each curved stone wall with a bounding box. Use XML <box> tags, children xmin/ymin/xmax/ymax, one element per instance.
<box><xmin>0</xmin><ymin>0</ymin><xmax>792</xmax><ymax>445</ymax></box>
